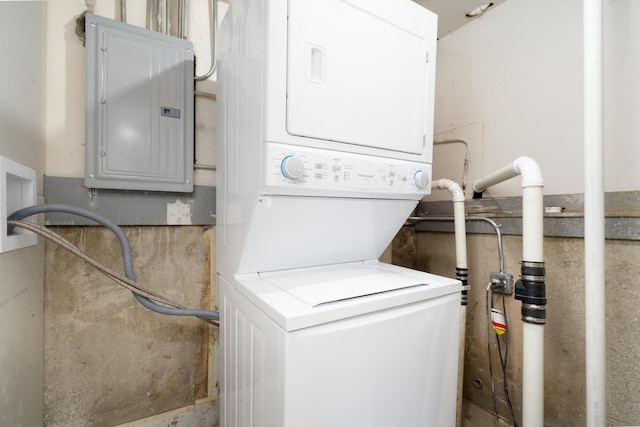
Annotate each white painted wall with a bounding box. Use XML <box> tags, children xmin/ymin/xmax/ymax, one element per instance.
<box><xmin>0</xmin><ymin>2</ymin><xmax>47</xmax><ymax>426</ymax></box>
<box><xmin>430</xmin><ymin>0</ymin><xmax>640</xmax><ymax>200</ymax></box>
<box><xmin>46</xmin><ymin>0</ymin><xmax>220</xmax><ymax>186</ymax></box>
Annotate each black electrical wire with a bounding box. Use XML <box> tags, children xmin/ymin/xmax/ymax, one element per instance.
<box><xmin>8</xmin><ymin>203</ymin><xmax>219</xmax><ymax>324</ymax></box>
<box><xmin>495</xmin><ymin>291</ymin><xmax>518</xmax><ymax>427</ymax></box>
<box><xmin>485</xmin><ymin>284</ymin><xmax>501</xmax><ymax>426</ymax></box>
<box><xmin>486</xmin><ymin>285</ymin><xmax>519</xmax><ymax>427</ymax></box>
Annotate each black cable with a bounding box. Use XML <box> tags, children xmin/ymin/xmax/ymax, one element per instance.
<box><xmin>8</xmin><ymin>203</ymin><xmax>219</xmax><ymax>323</ymax></box>
<box><xmin>486</xmin><ymin>284</ymin><xmax>500</xmax><ymax>426</ymax></box>
<box><xmin>495</xmin><ymin>292</ymin><xmax>518</xmax><ymax>427</ymax></box>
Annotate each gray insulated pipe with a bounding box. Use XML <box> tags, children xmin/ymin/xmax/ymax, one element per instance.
<box><xmin>8</xmin><ymin>203</ymin><xmax>219</xmax><ymax>321</ymax></box>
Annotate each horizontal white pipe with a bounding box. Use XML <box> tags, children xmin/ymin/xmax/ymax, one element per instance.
<box><xmin>472</xmin><ymin>156</ymin><xmax>544</xmax><ymax>193</ymax></box>
<box><xmin>584</xmin><ymin>0</ymin><xmax>606</xmax><ymax>425</ymax></box>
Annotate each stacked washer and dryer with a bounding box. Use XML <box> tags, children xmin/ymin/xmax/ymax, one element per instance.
<box><xmin>216</xmin><ymin>0</ymin><xmax>461</xmax><ymax>425</ymax></box>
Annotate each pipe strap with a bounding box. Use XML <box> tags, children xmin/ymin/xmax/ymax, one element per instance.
<box><xmin>521</xmin><ymin>303</ymin><xmax>546</xmax><ymax>324</ymax></box>
<box><xmin>521</xmin><ymin>261</ymin><xmax>545</xmax><ymax>276</ymax></box>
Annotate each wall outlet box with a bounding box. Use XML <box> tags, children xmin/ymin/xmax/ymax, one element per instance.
<box><xmin>0</xmin><ymin>156</ymin><xmax>37</xmax><ymax>253</ymax></box>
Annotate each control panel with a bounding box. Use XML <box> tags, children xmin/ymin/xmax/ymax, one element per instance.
<box><xmin>263</xmin><ymin>143</ymin><xmax>431</xmax><ymax>197</ymax></box>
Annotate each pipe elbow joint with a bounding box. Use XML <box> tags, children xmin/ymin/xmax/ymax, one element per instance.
<box><xmin>432</xmin><ymin>179</ymin><xmax>465</xmax><ymax>202</ymax></box>
<box><xmin>514</xmin><ymin>156</ymin><xmax>544</xmax><ymax>188</ymax></box>
<box><xmin>471</xmin><ymin>181</ymin><xmax>484</xmax><ymax>194</ymax></box>
<box><xmin>471</xmin><ymin>156</ymin><xmax>544</xmax><ymax>193</ymax></box>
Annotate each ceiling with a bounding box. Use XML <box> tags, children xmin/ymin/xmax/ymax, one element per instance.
<box><xmin>413</xmin><ymin>0</ymin><xmax>506</xmax><ymax>39</ymax></box>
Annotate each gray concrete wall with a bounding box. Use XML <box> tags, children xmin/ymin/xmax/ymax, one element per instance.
<box><xmin>44</xmin><ymin>226</ymin><xmax>215</xmax><ymax>426</ymax></box>
<box><xmin>393</xmin><ymin>228</ymin><xmax>640</xmax><ymax>426</ymax></box>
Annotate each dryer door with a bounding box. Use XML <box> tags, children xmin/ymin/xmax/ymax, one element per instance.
<box><xmin>286</xmin><ymin>0</ymin><xmax>437</xmax><ymax>155</ymax></box>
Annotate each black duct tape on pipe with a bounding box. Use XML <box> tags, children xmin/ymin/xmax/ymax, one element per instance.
<box><xmin>456</xmin><ymin>268</ymin><xmax>469</xmax><ymax>306</ymax></box>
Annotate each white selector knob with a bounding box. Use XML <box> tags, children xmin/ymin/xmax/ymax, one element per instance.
<box><xmin>281</xmin><ymin>156</ymin><xmax>305</xmax><ymax>180</ymax></box>
<box><xmin>414</xmin><ymin>170</ymin><xmax>430</xmax><ymax>189</ymax></box>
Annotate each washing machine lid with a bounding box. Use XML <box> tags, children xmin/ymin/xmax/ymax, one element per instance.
<box><xmin>266</xmin><ymin>266</ymin><xmax>428</xmax><ymax>307</ymax></box>
<box><xmin>233</xmin><ymin>261</ymin><xmax>461</xmax><ymax>331</ymax></box>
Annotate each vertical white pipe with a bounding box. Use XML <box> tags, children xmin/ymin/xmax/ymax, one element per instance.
<box><xmin>522</xmin><ymin>187</ymin><xmax>544</xmax><ymax>262</ymax></box>
<box><xmin>584</xmin><ymin>0</ymin><xmax>606</xmax><ymax>425</ymax></box>
<box><xmin>522</xmin><ymin>322</ymin><xmax>544</xmax><ymax>426</ymax></box>
<box><xmin>456</xmin><ymin>307</ymin><xmax>466</xmax><ymax>427</ymax></box>
<box><xmin>472</xmin><ymin>157</ymin><xmax>544</xmax><ymax>427</ymax></box>
<box><xmin>522</xmin><ymin>186</ymin><xmax>544</xmax><ymax>427</ymax></box>
<box><xmin>453</xmin><ymin>197</ymin><xmax>467</xmax><ymax>427</ymax></box>
<box><xmin>453</xmin><ymin>202</ymin><xmax>468</xmax><ymax>271</ymax></box>
<box><xmin>432</xmin><ymin>179</ymin><xmax>467</xmax><ymax>427</ymax></box>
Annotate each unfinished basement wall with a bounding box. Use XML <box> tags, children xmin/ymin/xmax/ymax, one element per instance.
<box><xmin>44</xmin><ymin>226</ymin><xmax>216</xmax><ymax>426</ymax></box>
<box><xmin>393</xmin><ymin>228</ymin><xmax>640</xmax><ymax>426</ymax></box>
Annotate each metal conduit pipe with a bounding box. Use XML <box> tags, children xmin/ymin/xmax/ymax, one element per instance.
<box><xmin>429</xmin><ymin>179</ymin><xmax>467</xmax><ymax>427</ymax></box>
<box><xmin>182</xmin><ymin>0</ymin><xmax>190</xmax><ymax>40</ymax></box>
<box><xmin>472</xmin><ymin>156</ymin><xmax>544</xmax><ymax>427</ymax></box>
<box><xmin>120</xmin><ymin>0</ymin><xmax>126</xmax><ymax>23</ymax></box>
<box><xmin>195</xmin><ymin>0</ymin><xmax>217</xmax><ymax>81</ymax></box>
<box><xmin>411</xmin><ymin>215</ymin><xmax>505</xmax><ymax>272</ymax></box>
<box><xmin>433</xmin><ymin>139</ymin><xmax>470</xmax><ymax>191</ymax></box>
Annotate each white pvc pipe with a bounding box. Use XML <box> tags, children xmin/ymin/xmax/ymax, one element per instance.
<box><xmin>584</xmin><ymin>0</ymin><xmax>606</xmax><ymax>425</ymax></box>
<box><xmin>456</xmin><ymin>308</ymin><xmax>466</xmax><ymax>427</ymax></box>
<box><xmin>522</xmin><ymin>185</ymin><xmax>544</xmax><ymax>427</ymax></box>
<box><xmin>431</xmin><ymin>179</ymin><xmax>467</xmax><ymax>427</ymax></box>
<box><xmin>433</xmin><ymin>179</ymin><xmax>468</xmax><ymax>270</ymax></box>
<box><xmin>472</xmin><ymin>157</ymin><xmax>544</xmax><ymax>427</ymax></box>
<box><xmin>472</xmin><ymin>157</ymin><xmax>544</xmax><ymax>194</ymax></box>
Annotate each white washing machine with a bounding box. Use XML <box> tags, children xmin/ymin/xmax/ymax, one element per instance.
<box><xmin>216</xmin><ymin>0</ymin><xmax>461</xmax><ymax>425</ymax></box>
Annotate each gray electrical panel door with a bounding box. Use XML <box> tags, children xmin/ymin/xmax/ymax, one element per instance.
<box><xmin>85</xmin><ymin>13</ymin><xmax>194</xmax><ymax>192</ymax></box>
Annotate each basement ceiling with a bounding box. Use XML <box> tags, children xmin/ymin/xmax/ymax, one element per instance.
<box><xmin>413</xmin><ymin>0</ymin><xmax>507</xmax><ymax>39</ymax></box>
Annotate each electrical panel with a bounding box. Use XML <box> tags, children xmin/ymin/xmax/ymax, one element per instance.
<box><xmin>85</xmin><ymin>13</ymin><xmax>194</xmax><ymax>192</ymax></box>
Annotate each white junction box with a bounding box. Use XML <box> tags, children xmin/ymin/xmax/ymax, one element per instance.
<box><xmin>0</xmin><ymin>156</ymin><xmax>36</xmax><ymax>253</ymax></box>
